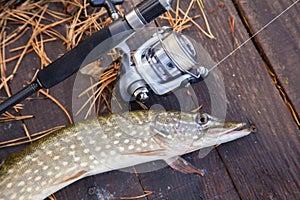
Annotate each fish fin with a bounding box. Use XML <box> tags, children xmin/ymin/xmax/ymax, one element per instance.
<box><xmin>198</xmin><ymin>146</ymin><xmax>214</xmax><ymax>159</ymax></box>
<box><xmin>165</xmin><ymin>156</ymin><xmax>205</xmax><ymax>176</ymax></box>
<box><xmin>57</xmin><ymin>169</ymin><xmax>88</xmax><ymax>184</ymax></box>
<box><xmin>123</xmin><ymin>149</ymin><xmax>166</xmax><ymax>156</ymax></box>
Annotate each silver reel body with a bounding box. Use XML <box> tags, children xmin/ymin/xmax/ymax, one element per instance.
<box><xmin>119</xmin><ymin>27</ymin><xmax>209</xmax><ymax>102</ymax></box>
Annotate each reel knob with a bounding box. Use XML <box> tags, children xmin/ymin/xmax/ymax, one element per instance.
<box><xmin>134</xmin><ymin>88</ymin><xmax>149</xmax><ymax>102</ymax></box>
<box><xmin>89</xmin><ymin>0</ymin><xmax>124</xmax><ymax>20</ymax></box>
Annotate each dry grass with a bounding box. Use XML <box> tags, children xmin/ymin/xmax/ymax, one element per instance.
<box><xmin>0</xmin><ymin>112</ymin><xmax>33</xmax><ymax>122</ymax></box>
<box><xmin>159</xmin><ymin>0</ymin><xmax>214</xmax><ymax>38</ymax></box>
<box><xmin>0</xmin><ymin>0</ymin><xmax>214</xmax><ymax>199</ymax></box>
<box><xmin>0</xmin><ymin>0</ymin><xmax>212</xmax><ymax>146</ymax></box>
<box><xmin>119</xmin><ymin>190</ymin><xmax>153</xmax><ymax>199</ymax></box>
<box><xmin>0</xmin><ymin>0</ymin><xmax>110</xmax><ymax>145</ymax></box>
<box><xmin>191</xmin><ymin>104</ymin><xmax>203</xmax><ymax>113</ymax></box>
<box><xmin>76</xmin><ymin>60</ymin><xmax>120</xmax><ymax>118</ymax></box>
<box><xmin>0</xmin><ymin>125</ymin><xmax>64</xmax><ymax>149</ymax></box>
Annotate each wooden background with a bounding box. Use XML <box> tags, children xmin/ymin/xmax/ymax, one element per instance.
<box><xmin>0</xmin><ymin>0</ymin><xmax>299</xmax><ymax>199</ymax></box>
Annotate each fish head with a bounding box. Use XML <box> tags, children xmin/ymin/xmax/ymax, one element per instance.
<box><xmin>151</xmin><ymin>111</ymin><xmax>253</xmax><ymax>155</ymax></box>
<box><xmin>193</xmin><ymin>113</ymin><xmax>253</xmax><ymax>148</ymax></box>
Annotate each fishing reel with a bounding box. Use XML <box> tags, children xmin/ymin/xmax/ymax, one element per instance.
<box><xmin>118</xmin><ymin>27</ymin><xmax>210</xmax><ymax>102</ymax></box>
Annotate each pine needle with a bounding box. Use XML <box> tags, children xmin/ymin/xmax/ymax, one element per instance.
<box><xmin>38</xmin><ymin>89</ymin><xmax>73</xmax><ymax>124</ymax></box>
<box><xmin>0</xmin><ymin>0</ymin><xmax>110</xmax><ymax>148</ymax></box>
<box><xmin>76</xmin><ymin>61</ymin><xmax>120</xmax><ymax>118</ymax></box>
<box><xmin>191</xmin><ymin>104</ymin><xmax>203</xmax><ymax>113</ymax></box>
<box><xmin>160</xmin><ymin>0</ymin><xmax>214</xmax><ymax>38</ymax></box>
<box><xmin>119</xmin><ymin>190</ymin><xmax>153</xmax><ymax>200</ymax></box>
<box><xmin>22</xmin><ymin>123</ymin><xmax>32</xmax><ymax>143</ymax></box>
<box><xmin>48</xmin><ymin>194</ymin><xmax>57</xmax><ymax>200</ymax></box>
<box><xmin>0</xmin><ymin>112</ymin><xmax>33</xmax><ymax>122</ymax></box>
<box><xmin>0</xmin><ymin>125</ymin><xmax>64</xmax><ymax>149</ymax></box>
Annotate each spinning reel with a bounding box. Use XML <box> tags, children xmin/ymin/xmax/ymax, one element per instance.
<box><xmin>117</xmin><ymin>27</ymin><xmax>210</xmax><ymax>102</ymax></box>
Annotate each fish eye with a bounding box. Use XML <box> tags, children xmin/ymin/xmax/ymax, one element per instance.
<box><xmin>197</xmin><ymin>114</ymin><xmax>208</xmax><ymax>125</ymax></box>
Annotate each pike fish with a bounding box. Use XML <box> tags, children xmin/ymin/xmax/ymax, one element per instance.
<box><xmin>0</xmin><ymin>110</ymin><xmax>253</xmax><ymax>200</ymax></box>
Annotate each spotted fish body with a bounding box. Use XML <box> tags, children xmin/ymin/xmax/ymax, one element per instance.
<box><xmin>0</xmin><ymin>110</ymin><xmax>252</xmax><ymax>200</ymax></box>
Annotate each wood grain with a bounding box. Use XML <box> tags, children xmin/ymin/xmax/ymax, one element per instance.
<box><xmin>233</xmin><ymin>0</ymin><xmax>300</xmax><ymax>127</ymax></box>
<box><xmin>1</xmin><ymin>0</ymin><xmax>300</xmax><ymax>200</ymax></box>
<box><xmin>186</xmin><ymin>0</ymin><xmax>300</xmax><ymax>199</ymax></box>
<box><xmin>130</xmin><ymin>0</ymin><xmax>300</xmax><ymax>199</ymax></box>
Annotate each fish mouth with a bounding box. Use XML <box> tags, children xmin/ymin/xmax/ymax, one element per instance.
<box><xmin>225</xmin><ymin>122</ymin><xmax>246</xmax><ymax>133</ymax></box>
<box><xmin>212</xmin><ymin>122</ymin><xmax>256</xmax><ymax>144</ymax></box>
<box><xmin>224</xmin><ymin>123</ymin><xmax>256</xmax><ymax>135</ymax></box>
<box><xmin>205</xmin><ymin>113</ymin><xmax>256</xmax><ymax>136</ymax></box>
<box><xmin>203</xmin><ymin>114</ymin><xmax>256</xmax><ymax>142</ymax></box>
<box><xmin>205</xmin><ymin>121</ymin><xmax>245</xmax><ymax>136</ymax></box>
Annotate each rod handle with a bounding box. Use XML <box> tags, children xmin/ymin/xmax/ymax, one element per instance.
<box><xmin>0</xmin><ymin>81</ymin><xmax>41</xmax><ymax>115</ymax></box>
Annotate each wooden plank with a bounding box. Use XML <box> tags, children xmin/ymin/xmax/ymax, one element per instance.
<box><xmin>0</xmin><ymin>113</ymin><xmax>24</xmax><ymax>161</ymax></box>
<box><xmin>0</xmin><ymin>1</ymin><xmax>146</xmax><ymax>200</ymax></box>
<box><xmin>137</xmin><ymin>151</ymin><xmax>240</xmax><ymax>200</ymax></box>
<box><xmin>0</xmin><ymin>27</ymin><xmax>53</xmax><ymax>160</ymax></box>
<box><xmin>7</xmin><ymin>25</ymin><xmax>72</xmax><ymax>133</ymax></box>
<box><xmin>0</xmin><ymin>1</ymin><xmax>238</xmax><ymax>199</ymax></box>
<box><xmin>123</xmin><ymin>1</ymin><xmax>241</xmax><ymax>199</ymax></box>
<box><xmin>129</xmin><ymin>79</ymin><xmax>241</xmax><ymax>199</ymax></box>
<box><xmin>1</xmin><ymin>0</ymin><xmax>299</xmax><ymax>200</ymax></box>
<box><xmin>233</xmin><ymin>0</ymin><xmax>300</xmax><ymax>126</ymax></box>
<box><xmin>54</xmin><ymin>170</ymin><xmax>147</xmax><ymax>200</ymax></box>
<box><xmin>166</xmin><ymin>0</ymin><xmax>300</xmax><ymax>199</ymax></box>
<box><xmin>50</xmin><ymin>1</ymin><xmax>148</xmax><ymax>199</ymax></box>
<box><xmin>214</xmin><ymin>0</ymin><xmax>300</xmax><ymax>198</ymax></box>
<box><xmin>136</xmin><ymin>0</ymin><xmax>299</xmax><ymax>199</ymax></box>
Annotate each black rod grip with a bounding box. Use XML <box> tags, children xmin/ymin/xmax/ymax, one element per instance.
<box><xmin>0</xmin><ymin>81</ymin><xmax>41</xmax><ymax>115</ymax></box>
<box><xmin>37</xmin><ymin>19</ymin><xmax>132</xmax><ymax>89</ymax></box>
<box><xmin>37</xmin><ymin>25</ymin><xmax>112</xmax><ymax>89</ymax></box>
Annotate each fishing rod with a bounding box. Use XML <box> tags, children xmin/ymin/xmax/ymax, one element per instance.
<box><xmin>0</xmin><ymin>0</ymin><xmax>173</xmax><ymax>115</ymax></box>
<box><xmin>1</xmin><ymin>0</ymin><xmax>298</xmax><ymax>115</ymax></box>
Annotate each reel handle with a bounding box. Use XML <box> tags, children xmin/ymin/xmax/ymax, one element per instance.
<box><xmin>90</xmin><ymin>0</ymin><xmax>124</xmax><ymax>20</ymax></box>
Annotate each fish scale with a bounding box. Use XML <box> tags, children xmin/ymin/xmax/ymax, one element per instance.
<box><xmin>0</xmin><ymin>110</ymin><xmax>253</xmax><ymax>200</ymax></box>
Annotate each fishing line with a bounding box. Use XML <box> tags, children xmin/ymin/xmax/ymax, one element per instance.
<box><xmin>209</xmin><ymin>0</ymin><xmax>299</xmax><ymax>72</ymax></box>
